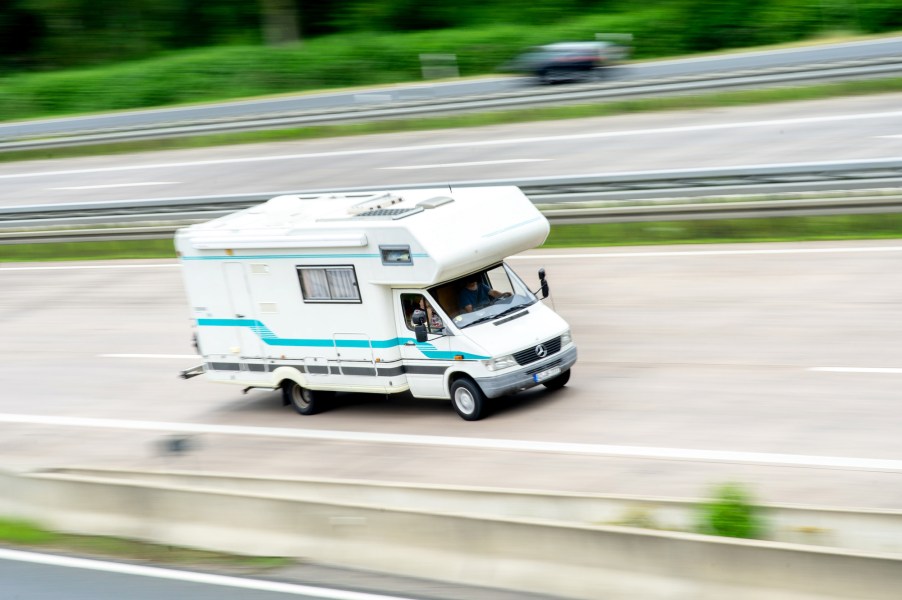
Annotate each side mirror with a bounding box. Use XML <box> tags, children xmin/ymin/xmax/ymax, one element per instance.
<box><xmin>412</xmin><ymin>309</ymin><xmax>428</xmax><ymax>343</ymax></box>
<box><xmin>538</xmin><ymin>268</ymin><xmax>549</xmax><ymax>299</ymax></box>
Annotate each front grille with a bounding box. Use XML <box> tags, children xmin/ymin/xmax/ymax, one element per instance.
<box><xmin>513</xmin><ymin>336</ymin><xmax>562</xmax><ymax>366</ymax></box>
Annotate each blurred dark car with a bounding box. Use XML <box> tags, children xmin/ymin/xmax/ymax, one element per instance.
<box><xmin>505</xmin><ymin>41</ymin><xmax>629</xmax><ymax>84</ymax></box>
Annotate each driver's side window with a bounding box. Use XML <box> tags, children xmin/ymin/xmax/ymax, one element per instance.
<box><xmin>486</xmin><ymin>265</ymin><xmax>514</xmax><ymax>296</ymax></box>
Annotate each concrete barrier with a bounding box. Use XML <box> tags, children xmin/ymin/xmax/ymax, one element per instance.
<box><xmin>32</xmin><ymin>467</ymin><xmax>902</xmax><ymax>554</ymax></box>
<box><xmin>2</xmin><ymin>468</ymin><xmax>901</xmax><ymax>600</ymax></box>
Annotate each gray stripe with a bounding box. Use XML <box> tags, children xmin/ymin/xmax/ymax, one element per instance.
<box><xmin>404</xmin><ymin>365</ymin><xmax>448</xmax><ymax>375</ymax></box>
<box><xmin>376</xmin><ymin>366</ymin><xmax>406</xmax><ymax>377</ymax></box>
<box><xmin>341</xmin><ymin>366</ymin><xmax>378</xmax><ymax>377</ymax></box>
<box><xmin>208</xmin><ymin>362</ymin><xmax>240</xmax><ymax>371</ymax></box>
<box><xmin>213</xmin><ymin>361</ymin><xmax>443</xmax><ymax>379</ymax></box>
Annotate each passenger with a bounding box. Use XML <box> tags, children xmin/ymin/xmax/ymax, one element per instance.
<box><xmin>408</xmin><ymin>295</ymin><xmax>444</xmax><ymax>331</ymax></box>
<box><xmin>459</xmin><ymin>276</ymin><xmax>511</xmax><ymax>313</ymax></box>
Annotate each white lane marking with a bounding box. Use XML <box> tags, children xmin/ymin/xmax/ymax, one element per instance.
<box><xmin>0</xmin><ymin>548</ymin><xmax>416</xmax><ymax>600</ymax></box>
<box><xmin>5</xmin><ymin>112</ymin><xmax>902</xmax><ymax>179</ymax></box>
<box><xmin>810</xmin><ymin>367</ymin><xmax>902</xmax><ymax>374</ymax></box>
<box><xmin>99</xmin><ymin>354</ymin><xmax>199</xmax><ymax>359</ymax></box>
<box><xmin>383</xmin><ymin>159</ymin><xmax>549</xmax><ymax>170</ymax></box>
<box><xmin>509</xmin><ymin>245</ymin><xmax>902</xmax><ymax>260</ymax></box>
<box><xmin>0</xmin><ymin>264</ymin><xmax>180</xmax><ymax>271</ymax></box>
<box><xmin>50</xmin><ymin>181</ymin><xmax>178</xmax><ymax>190</ymax></box>
<box><xmin>0</xmin><ymin>413</ymin><xmax>900</xmax><ymax>472</ymax></box>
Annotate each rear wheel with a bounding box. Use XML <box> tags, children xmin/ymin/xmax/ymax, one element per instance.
<box><xmin>542</xmin><ymin>368</ymin><xmax>571</xmax><ymax>391</ymax></box>
<box><xmin>450</xmin><ymin>378</ymin><xmax>487</xmax><ymax>421</ymax></box>
<box><xmin>282</xmin><ymin>380</ymin><xmax>324</xmax><ymax>415</ymax></box>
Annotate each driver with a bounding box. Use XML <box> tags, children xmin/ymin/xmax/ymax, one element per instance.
<box><xmin>459</xmin><ymin>276</ymin><xmax>511</xmax><ymax>313</ymax></box>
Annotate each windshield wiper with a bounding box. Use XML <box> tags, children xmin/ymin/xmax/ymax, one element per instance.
<box><xmin>494</xmin><ymin>304</ymin><xmax>530</xmax><ymax>318</ymax></box>
<box><xmin>459</xmin><ymin>315</ymin><xmax>496</xmax><ymax>329</ymax></box>
<box><xmin>460</xmin><ymin>304</ymin><xmax>531</xmax><ymax>329</ymax></box>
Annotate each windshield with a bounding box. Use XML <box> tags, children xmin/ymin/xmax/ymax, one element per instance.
<box><xmin>429</xmin><ymin>263</ymin><xmax>538</xmax><ymax>330</ymax></box>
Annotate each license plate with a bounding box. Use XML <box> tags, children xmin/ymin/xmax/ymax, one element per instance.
<box><xmin>533</xmin><ymin>366</ymin><xmax>561</xmax><ymax>383</ymax></box>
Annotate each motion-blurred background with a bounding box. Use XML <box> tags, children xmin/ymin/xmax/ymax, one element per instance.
<box><xmin>3</xmin><ymin>0</ymin><xmax>901</xmax><ymax>120</ymax></box>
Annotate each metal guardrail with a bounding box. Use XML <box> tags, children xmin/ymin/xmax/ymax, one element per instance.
<box><xmin>3</xmin><ymin>57</ymin><xmax>902</xmax><ymax>151</ymax></box>
<box><xmin>3</xmin><ymin>160</ymin><xmax>902</xmax><ymax>243</ymax></box>
<box><xmin>3</xmin><ymin>194</ymin><xmax>901</xmax><ymax>245</ymax></box>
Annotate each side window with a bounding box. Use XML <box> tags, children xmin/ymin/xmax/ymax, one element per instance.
<box><xmin>401</xmin><ymin>293</ymin><xmax>444</xmax><ymax>333</ymax></box>
<box><xmin>380</xmin><ymin>245</ymin><xmax>412</xmax><ymax>265</ymax></box>
<box><xmin>297</xmin><ymin>266</ymin><xmax>361</xmax><ymax>303</ymax></box>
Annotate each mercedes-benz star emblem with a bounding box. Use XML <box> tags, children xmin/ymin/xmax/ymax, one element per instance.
<box><xmin>534</xmin><ymin>344</ymin><xmax>547</xmax><ymax>358</ymax></box>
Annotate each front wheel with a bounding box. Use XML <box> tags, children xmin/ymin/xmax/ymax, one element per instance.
<box><xmin>282</xmin><ymin>380</ymin><xmax>325</xmax><ymax>415</ymax></box>
<box><xmin>542</xmin><ymin>368</ymin><xmax>571</xmax><ymax>391</ymax></box>
<box><xmin>450</xmin><ymin>378</ymin><xmax>487</xmax><ymax>421</ymax></box>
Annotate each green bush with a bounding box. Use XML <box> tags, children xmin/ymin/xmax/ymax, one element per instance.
<box><xmin>0</xmin><ymin>518</ymin><xmax>56</xmax><ymax>544</ymax></box>
<box><xmin>698</xmin><ymin>482</ymin><xmax>764</xmax><ymax>539</ymax></box>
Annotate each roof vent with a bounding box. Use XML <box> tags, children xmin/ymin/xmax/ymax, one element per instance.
<box><xmin>348</xmin><ymin>192</ymin><xmax>403</xmax><ymax>216</ymax></box>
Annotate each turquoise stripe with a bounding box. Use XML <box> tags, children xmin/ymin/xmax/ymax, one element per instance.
<box><xmin>197</xmin><ymin>318</ymin><xmax>487</xmax><ymax>360</ymax></box>
<box><xmin>182</xmin><ymin>253</ymin><xmax>429</xmax><ymax>261</ymax></box>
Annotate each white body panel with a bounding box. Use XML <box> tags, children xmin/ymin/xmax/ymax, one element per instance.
<box><xmin>175</xmin><ymin>186</ymin><xmax>576</xmax><ymax>402</ymax></box>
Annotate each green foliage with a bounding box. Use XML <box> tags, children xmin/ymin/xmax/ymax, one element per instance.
<box><xmin>4</xmin><ymin>0</ymin><xmax>902</xmax><ymax>75</ymax></box>
<box><xmin>0</xmin><ymin>516</ymin><xmax>289</xmax><ymax>567</ymax></box>
<box><xmin>0</xmin><ymin>239</ymin><xmax>177</xmax><ymax>262</ymax></box>
<box><xmin>0</xmin><ymin>518</ymin><xmax>57</xmax><ymax>544</ymax></box>
<box><xmin>543</xmin><ymin>213</ymin><xmax>902</xmax><ymax>248</ymax></box>
<box><xmin>697</xmin><ymin>483</ymin><xmax>763</xmax><ymax>539</ymax></box>
<box><xmin>2</xmin><ymin>2</ymin><xmax>900</xmax><ymax>120</ymax></box>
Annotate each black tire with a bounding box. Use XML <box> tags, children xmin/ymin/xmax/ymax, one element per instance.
<box><xmin>282</xmin><ymin>380</ymin><xmax>323</xmax><ymax>415</ymax></box>
<box><xmin>538</xmin><ymin>68</ymin><xmax>564</xmax><ymax>85</ymax></box>
<box><xmin>450</xmin><ymin>378</ymin><xmax>487</xmax><ymax>421</ymax></box>
<box><xmin>542</xmin><ymin>368</ymin><xmax>571</xmax><ymax>391</ymax></box>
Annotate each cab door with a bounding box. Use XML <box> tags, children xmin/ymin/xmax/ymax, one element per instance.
<box><xmin>394</xmin><ymin>291</ymin><xmax>451</xmax><ymax>399</ymax></box>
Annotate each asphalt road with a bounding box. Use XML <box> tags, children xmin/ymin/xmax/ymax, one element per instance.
<box><xmin>4</xmin><ymin>91</ymin><xmax>902</xmax><ymax>210</ymax></box>
<box><xmin>3</xmin><ymin>36</ymin><xmax>902</xmax><ymax>142</ymax></box>
<box><xmin>2</xmin><ymin>240</ymin><xmax>901</xmax><ymax>510</ymax></box>
<box><xmin>0</xmin><ymin>547</ymin><xmax>567</xmax><ymax>600</ymax></box>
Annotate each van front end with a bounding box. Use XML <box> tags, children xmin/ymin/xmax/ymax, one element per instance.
<box><xmin>412</xmin><ymin>261</ymin><xmax>577</xmax><ymax>420</ymax></box>
<box><xmin>475</xmin><ymin>330</ymin><xmax>577</xmax><ymax>398</ymax></box>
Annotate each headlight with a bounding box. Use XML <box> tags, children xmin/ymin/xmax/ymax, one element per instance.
<box><xmin>560</xmin><ymin>330</ymin><xmax>572</xmax><ymax>346</ymax></box>
<box><xmin>484</xmin><ymin>354</ymin><xmax>517</xmax><ymax>372</ymax></box>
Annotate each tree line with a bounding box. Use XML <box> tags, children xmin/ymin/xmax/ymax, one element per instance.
<box><xmin>2</xmin><ymin>0</ymin><xmax>901</xmax><ymax>74</ymax></box>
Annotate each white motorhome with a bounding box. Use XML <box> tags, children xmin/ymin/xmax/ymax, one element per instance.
<box><xmin>175</xmin><ymin>185</ymin><xmax>576</xmax><ymax>420</ymax></box>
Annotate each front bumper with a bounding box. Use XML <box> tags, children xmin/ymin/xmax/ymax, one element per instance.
<box><xmin>475</xmin><ymin>345</ymin><xmax>577</xmax><ymax>399</ymax></box>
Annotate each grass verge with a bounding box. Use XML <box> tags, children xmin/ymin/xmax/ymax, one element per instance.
<box><xmin>0</xmin><ymin>239</ymin><xmax>177</xmax><ymax>262</ymax></box>
<box><xmin>5</xmin><ymin>76</ymin><xmax>902</xmax><ymax>165</ymax></box>
<box><xmin>3</xmin><ymin>214</ymin><xmax>901</xmax><ymax>263</ymax></box>
<box><xmin>0</xmin><ymin>517</ymin><xmax>290</xmax><ymax>570</ymax></box>
<box><xmin>543</xmin><ymin>213</ymin><xmax>902</xmax><ymax>247</ymax></box>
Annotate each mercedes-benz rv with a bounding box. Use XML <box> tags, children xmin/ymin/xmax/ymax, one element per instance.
<box><xmin>175</xmin><ymin>186</ymin><xmax>576</xmax><ymax>420</ymax></box>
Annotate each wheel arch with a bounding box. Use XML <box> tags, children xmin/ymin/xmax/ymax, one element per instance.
<box><xmin>444</xmin><ymin>368</ymin><xmax>480</xmax><ymax>398</ymax></box>
<box><xmin>271</xmin><ymin>366</ymin><xmax>308</xmax><ymax>386</ymax></box>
